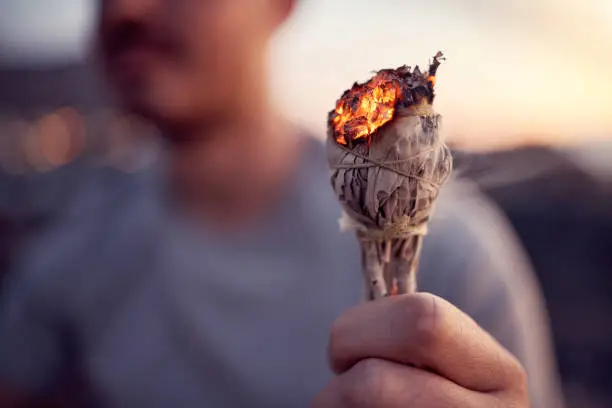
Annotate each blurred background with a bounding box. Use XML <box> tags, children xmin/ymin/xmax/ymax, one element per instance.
<box><xmin>0</xmin><ymin>1</ymin><xmax>611</xmax><ymax>407</ymax></box>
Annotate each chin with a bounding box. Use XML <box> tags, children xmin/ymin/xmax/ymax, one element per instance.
<box><xmin>123</xmin><ymin>100</ymin><xmax>165</xmax><ymax>123</ymax></box>
<box><xmin>115</xmin><ymin>82</ymin><xmax>225</xmax><ymax>139</ymax></box>
<box><xmin>120</xmin><ymin>92</ymin><xmax>190</xmax><ymax>126</ymax></box>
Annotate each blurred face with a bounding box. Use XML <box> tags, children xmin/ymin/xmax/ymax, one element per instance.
<box><xmin>97</xmin><ymin>0</ymin><xmax>293</xmax><ymax>128</ymax></box>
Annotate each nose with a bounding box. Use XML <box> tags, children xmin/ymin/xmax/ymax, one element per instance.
<box><xmin>99</xmin><ymin>0</ymin><xmax>160</xmax><ymax>26</ymax></box>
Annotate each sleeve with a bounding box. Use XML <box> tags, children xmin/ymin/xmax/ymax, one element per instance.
<box><xmin>420</xmin><ymin>181</ymin><xmax>566</xmax><ymax>408</ymax></box>
<box><xmin>0</xmin><ymin>273</ymin><xmax>68</xmax><ymax>395</ymax></box>
<box><xmin>0</xmin><ymin>172</ymin><xmax>25</xmax><ymax>222</ymax></box>
<box><xmin>0</xmin><ymin>166</ymin><xmax>85</xmax><ymax>225</ymax></box>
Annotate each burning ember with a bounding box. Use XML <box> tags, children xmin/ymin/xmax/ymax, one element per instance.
<box><xmin>331</xmin><ymin>74</ymin><xmax>401</xmax><ymax>146</ymax></box>
<box><xmin>329</xmin><ymin>52</ymin><xmax>445</xmax><ymax>146</ymax></box>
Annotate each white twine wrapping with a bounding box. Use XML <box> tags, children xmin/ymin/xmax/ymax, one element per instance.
<box><xmin>327</xmin><ymin>108</ymin><xmax>453</xmax><ymax>299</ymax></box>
<box><xmin>338</xmin><ymin>210</ymin><xmax>429</xmax><ymax>240</ymax></box>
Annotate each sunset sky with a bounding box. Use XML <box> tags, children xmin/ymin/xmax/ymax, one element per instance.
<box><xmin>1</xmin><ymin>0</ymin><xmax>611</xmax><ymax>148</ymax></box>
<box><xmin>270</xmin><ymin>0</ymin><xmax>612</xmax><ymax>148</ymax></box>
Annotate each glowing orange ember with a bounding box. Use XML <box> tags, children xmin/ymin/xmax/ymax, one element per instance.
<box><xmin>330</xmin><ymin>52</ymin><xmax>444</xmax><ymax>146</ymax></box>
<box><xmin>331</xmin><ymin>73</ymin><xmax>402</xmax><ymax>146</ymax></box>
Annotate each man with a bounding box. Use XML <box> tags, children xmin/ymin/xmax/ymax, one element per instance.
<box><xmin>0</xmin><ymin>0</ymin><xmax>564</xmax><ymax>407</ymax></box>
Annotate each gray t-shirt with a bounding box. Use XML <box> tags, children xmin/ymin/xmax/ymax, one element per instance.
<box><xmin>0</xmin><ymin>136</ymin><xmax>563</xmax><ymax>407</ymax></box>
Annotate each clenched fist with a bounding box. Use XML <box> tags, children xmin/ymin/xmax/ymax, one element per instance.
<box><xmin>311</xmin><ymin>293</ymin><xmax>529</xmax><ymax>407</ymax></box>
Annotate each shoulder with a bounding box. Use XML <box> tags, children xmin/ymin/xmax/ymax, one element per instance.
<box><xmin>420</xmin><ymin>178</ymin><xmax>565</xmax><ymax>408</ymax></box>
<box><xmin>3</xmin><ymin>161</ymin><xmax>159</xmax><ymax>317</ymax></box>
<box><xmin>418</xmin><ymin>178</ymin><xmax>538</xmax><ymax>352</ymax></box>
<box><xmin>419</xmin><ymin>178</ymin><xmax>533</xmax><ymax>306</ymax></box>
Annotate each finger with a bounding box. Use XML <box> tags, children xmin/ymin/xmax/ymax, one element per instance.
<box><xmin>329</xmin><ymin>293</ymin><xmax>526</xmax><ymax>392</ymax></box>
<box><xmin>311</xmin><ymin>358</ymin><xmax>497</xmax><ymax>408</ymax></box>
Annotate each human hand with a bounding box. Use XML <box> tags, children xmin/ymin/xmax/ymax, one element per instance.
<box><xmin>311</xmin><ymin>293</ymin><xmax>529</xmax><ymax>407</ymax></box>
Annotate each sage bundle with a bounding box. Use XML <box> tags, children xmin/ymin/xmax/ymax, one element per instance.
<box><xmin>326</xmin><ymin>52</ymin><xmax>453</xmax><ymax>300</ymax></box>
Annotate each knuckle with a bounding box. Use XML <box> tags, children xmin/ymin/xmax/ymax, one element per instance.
<box><xmin>496</xmin><ymin>355</ymin><xmax>529</xmax><ymax>405</ymax></box>
<box><xmin>402</xmin><ymin>293</ymin><xmax>446</xmax><ymax>349</ymax></box>
<box><xmin>329</xmin><ymin>313</ymin><xmax>350</xmax><ymax>358</ymax></box>
<box><xmin>496</xmin><ymin>381</ymin><xmax>530</xmax><ymax>408</ymax></box>
<box><xmin>502</xmin><ymin>352</ymin><xmax>528</xmax><ymax>386</ymax></box>
<box><xmin>339</xmin><ymin>359</ymin><xmax>388</xmax><ymax>407</ymax></box>
<box><xmin>509</xmin><ymin>359</ymin><xmax>529</xmax><ymax>395</ymax></box>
